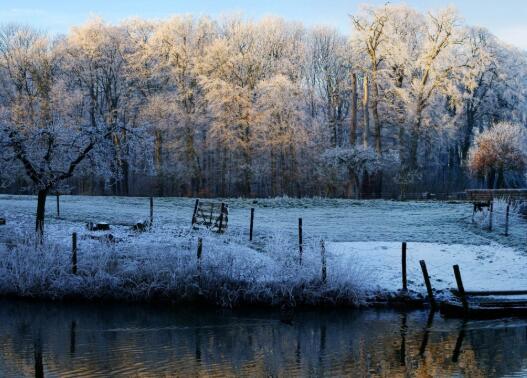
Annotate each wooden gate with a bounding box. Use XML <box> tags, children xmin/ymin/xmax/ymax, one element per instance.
<box><xmin>191</xmin><ymin>199</ymin><xmax>228</xmax><ymax>233</ymax></box>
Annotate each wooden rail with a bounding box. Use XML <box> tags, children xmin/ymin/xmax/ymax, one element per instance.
<box><xmin>466</xmin><ymin>189</ymin><xmax>527</xmax><ymax>202</ymax></box>
<box><xmin>444</xmin><ymin>264</ymin><xmax>527</xmax><ymax>318</ymax></box>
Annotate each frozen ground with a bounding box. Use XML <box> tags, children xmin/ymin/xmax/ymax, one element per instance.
<box><xmin>0</xmin><ymin>194</ymin><xmax>516</xmax><ymax>244</ymax></box>
<box><xmin>0</xmin><ymin>194</ymin><xmax>526</xmax><ymax>306</ymax></box>
<box><xmin>329</xmin><ymin>242</ymin><xmax>527</xmax><ymax>301</ymax></box>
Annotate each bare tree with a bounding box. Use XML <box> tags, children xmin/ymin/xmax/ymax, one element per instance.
<box><xmin>0</xmin><ymin>26</ymin><xmax>124</xmax><ymax>236</ymax></box>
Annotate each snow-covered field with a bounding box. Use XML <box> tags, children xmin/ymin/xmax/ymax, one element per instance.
<box><xmin>329</xmin><ymin>241</ymin><xmax>527</xmax><ymax>301</ymax></box>
<box><xmin>0</xmin><ymin>194</ymin><xmax>526</xmax><ymax>306</ymax></box>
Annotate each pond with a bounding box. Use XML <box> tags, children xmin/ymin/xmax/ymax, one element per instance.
<box><xmin>1</xmin><ymin>299</ymin><xmax>527</xmax><ymax>377</ymax></box>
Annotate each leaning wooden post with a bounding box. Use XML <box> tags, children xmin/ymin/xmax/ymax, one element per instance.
<box><xmin>191</xmin><ymin>199</ymin><xmax>199</xmax><ymax>226</ymax></box>
<box><xmin>419</xmin><ymin>260</ymin><xmax>436</xmax><ymax>309</ymax></box>
<box><xmin>488</xmin><ymin>199</ymin><xmax>493</xmax><ymax>231</ymax></box>
<box><xmin>505</xmin><ymin>200</ymin><xmax>510</xmax><ymax>236</ymax></box>
<box><xmin>453</xmin><ymin>265</ymin><xmax>468</xmax><ymax>313</ymax></box>
<box><xmin>320</xmin><ymin>240</ymin><xmax>327</xmax><ymax>285</ymax></box>
<box><xmin>249</xmin><ymin>208</ymin><xmax>255</xmax><ymax>241</ymax></box>
<box><xmin>56</xmin><ymin>194</ymin><xmax>60</xmax><ymax>218</ymax></box>
<box><xmin>298</xmin><ymin>218</ymin><xmax>303</xmax><ymax>264</ymax></box>
<box><xmin>149</xmin><ymin>197</ymin><xmax>154</xmax><ymax>226</ymax></box>
<box><xmin>197</xmin><ymin>237</ymin><xmax>203</xmax><ymax>283</ymax></box>
<box><xmin>71</xmin><ymin>232</ymin><xmax>77</xmax><ymax>275</ymax></box>
<box><xmin>218</xmin><ymin>203</ymin><xmax>225</xmax><ymax>233</ymax></box>
<box><xmin>402</xmin><ymin>242</ymin><xmax>407</xmax><ymax>291</ymax></box>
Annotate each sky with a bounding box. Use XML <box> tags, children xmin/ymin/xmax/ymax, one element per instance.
<box><xmin>0</xmin><ymin>0</ymin><xmax>526</xmax><ymax>50</ymax></box>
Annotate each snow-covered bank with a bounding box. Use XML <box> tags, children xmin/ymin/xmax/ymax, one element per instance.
<box><xmin>1</xmin><ymin>195</ymin><xmax>527</xmax><ymax>307</ymax></box>
<box><xmin>329</xmin><ymin>242</ymin><xmax>527</xmax><ymax>302</ymax></box>
<box><xmin>0</xmin><ymin>224</ymin><xmax>367</xmax><ymax>306</ymax></box>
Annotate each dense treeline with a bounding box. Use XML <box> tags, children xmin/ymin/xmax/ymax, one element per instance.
<box><xmin>1</xmin><ymin>4</ymin><xmax>527</xmax><ymax>200</ymax></box>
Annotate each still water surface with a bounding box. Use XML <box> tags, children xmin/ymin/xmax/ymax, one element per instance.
<box><xmin>1</xmin><ymin>299</ymin><xmax>527</xmax><ymax>377</ymax></box>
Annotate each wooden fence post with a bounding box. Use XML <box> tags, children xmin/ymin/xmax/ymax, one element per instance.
<box><xmin>402</xmin><ymin>242</ymin><xmax>407</xmax><ymax>291</ymax></box>
<box><xmin>192</xmin><ymin>199</ymin><xmax>199</xmax><ymax>226</ymax></box>
<box><xmin>320</xmin><ymin>240</ymin><xmax>327</xmax><ymax>285</ymax></box>
<box><xmin>298</xmin><ymin>218</ymin><xmax>303</xmax><ymax>264</ymax></box>
<box><xmin>218</xmin><ymin>203</ymin><xmax>225</xmax><ymax>233</ymax></box>
<box><xmin>197</xmin><ymin>237</ymin><xmax>203</xmax><ymax>283</ymax></box>
<box><xmin>249</xmin><ymin>208</ymin><xmax>255</xmax><ymax>241</ymax></box>
<box><xmin>505</xmin><ymin>200</ymin><xmax>510</xmax><ymax>236</ymax></box>
<box><xmin>453</xmin><ymin>265</ymin><xmax>468</xmax><ymax>313</ymax></box>
<box><xmin>56</xmin><ymin>194</ymin><xmax>60</xmax><ymax>218</ymax></box>
<box><xmin>149</xmin><ymin>197</ymin><xmax>154</xmax><ymax>225</ymax></box>
<box><xmin>71</xmin><ymin>232</ymin><xmax>77</xmax><ymax>275</ymax></box>
<box><xmin>488</xmin><ymin>200</ymin><xmax>493</xmax><ymax>231</ymax></box>
<box><xmin>419</xmin><ymin>260</ymin><xmax>436</xmax><ymax>309</ymax></box>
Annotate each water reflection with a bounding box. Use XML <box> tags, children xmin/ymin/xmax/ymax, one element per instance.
<box><xmin>0</xmin><ymin>299</ymin><xmax>527</xmax><ymax>377</ymax></box>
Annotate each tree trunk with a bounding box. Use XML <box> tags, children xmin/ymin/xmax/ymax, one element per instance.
<box><xmin>496</xmin><ymin>166</ymin><xmax>505</xmax><ymax>189</ymax></box>
<box><xmin>350</xmin><ymin>72</ymin><xmax>358</xmax><ymax>146</ymax></box>
<box><xmin>409</xmin><ymin>110</ymin><xmax>423</xmax><ymax>170</ymax></box>
<box><xmin>362</xmin><ymin>75</ymin><xmax>369</xmax><ymax>149</ymax></box>
<box><xmin>487</xmin><ymin>169</ymin><xmax>496</xmax><ymax>189</ymax></box>
<box><xmin>461</xmin><ymin>108</ymin><xmax>475</xmax><ymax>161</ymax></box>
<box><xmin>361</xmin><ymin>170</ymin><xmax>371</xmax><ymax>198</ymax></box>
<box><xmin>371</xmin><ymin>71</ymin><xmax>381</xmax><ymax>155</ymax></box>
<box><xmin>35</xmin><ymin>188</ymin><xmax>48</xmax><ymax>238</ymax></box>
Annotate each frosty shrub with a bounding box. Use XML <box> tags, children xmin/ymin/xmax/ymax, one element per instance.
<box><xmin>0</xmin><ymin>226</ymin><xmax>368</xmax><ymax>308</ymax></box>
<box><xmin>468</xmin><ymin>122</ymin><xmax>527</xmax><ymax>188</ymax></box>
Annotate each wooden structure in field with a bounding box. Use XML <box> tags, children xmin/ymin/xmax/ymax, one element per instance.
<box><xmin>191</xmin><ymin>199</ymin><xmax>228</xmax><ymax>233</ymax></box>
<box><xmin>441</xmin><ymin>264</ymin><xmax>527</xmax><ymax>319</ymax></box>
<box><xmin>466</xmin><ymin>189</ymin><xmax>527</xmax><ymax>203</ymax></box>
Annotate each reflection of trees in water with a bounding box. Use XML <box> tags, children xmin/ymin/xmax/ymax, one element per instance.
<box><xmin>0</xmin><ymin>300</ymin><xmax>526</xmax><ymax>377</ymax></box>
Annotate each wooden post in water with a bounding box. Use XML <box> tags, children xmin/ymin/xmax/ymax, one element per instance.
<box><xmin>298</xmin><ymin>218</ymin><xmax>303</xmax><ymax>264</ymax></box>
<box><xmin>453</xmin><ymin>265</ymin><xmax>468</xmax><ymax>313</ymax></box>
<box><xmin>71</xmin><ymin>232</ymin><xmax>77</xmax><ymax>275</ymax></box>
<box><xmin>70</xmin><ymin>321</ymin><xmax>76</xmax><ymax>355</ymax></box>
<box><xmin>56</xmin><ymin>194</ymin><xmax>60</xmax><ymax>218</ymax></box>
<box><xmin>400</xmin><ymin>313</ymin><xmax>407</xmax><ymax>366</ymax></box>
<box><xmin>488</xmin><ymin>199</ymin><xmax>493</xmax><ymax>231</ymax></box>
<box><xmin>320</xmin><ymin>240</ymin><xmax>327</xmax><ymax>285</ymax></box>
<box><xmin>505</xmin><ymin>200</ymin><xmax>510</xmax><ymax>236</ymax></box>
<box><xmin>419</xmin><ymin>260</ymin><xmax>436</xmax><ymax>309</ymax></box>
<box><xmin>249</xmin><ymin>208</ymin><xmax>255</xmax><ymax>241</ymax></box>
<box><xmin>149</xmin><ymin>197</ymin><xmax>154</xmax><ymax>226</ymax></box>
<box><xmin>418</xmin><ymin>311</ymin><xmax>435</xmax><ymax>357</ymax></box>
<box><xmin>34</xmin><ymin>337</ymin><xmax>43</xmax><ymax>378</ymax></box>
<box><xmin>452</xmin><ymin>323</ymin><xmax>466</xmax><ymax>363</ymax></box>
<box><xmin>402</xmin><ymin>242</ymin><xmax>407</xmax><ymax>291</ymax></box>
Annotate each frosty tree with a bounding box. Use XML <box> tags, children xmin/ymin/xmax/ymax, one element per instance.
<box><xmin>468</xmin><ymin>122</ymin><xmax>527</xmax><ymax>189</ymax></box>
<box><xmin>0</xmin><ymin>26</ymin><xmax>125</xmax><ymax>236</ymax></box>
<box><xmin>2</xmin><ymin>5</ymin><xmax>527</xmax><ymax>199</ymax></box>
